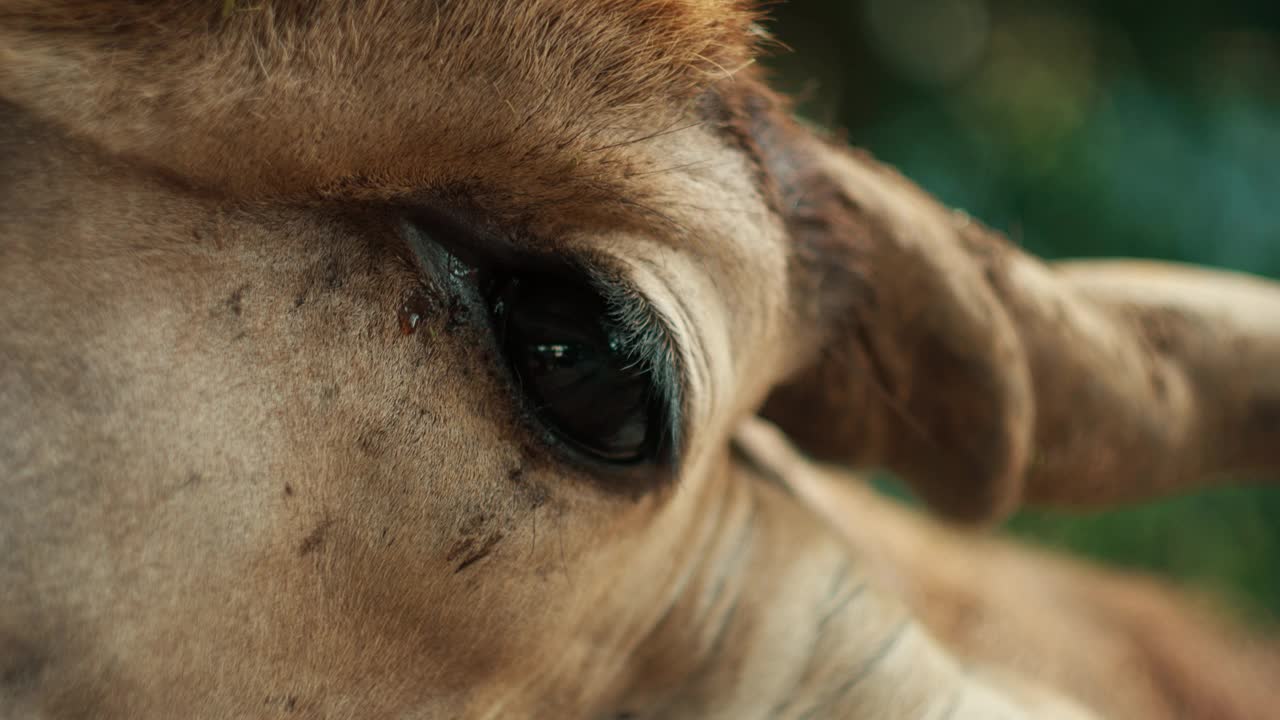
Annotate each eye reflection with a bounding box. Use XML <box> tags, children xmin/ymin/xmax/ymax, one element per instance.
<box><xmin>530</xmin><ymin>343</ymin><xmax>580</xmax><ymax>369</ymax></box>
<box><xmin>492</xmin><ymin>274</ymin><xmax>662</xmax><ymax>464</ymax></box>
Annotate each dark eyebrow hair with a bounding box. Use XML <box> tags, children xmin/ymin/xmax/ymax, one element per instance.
<box><xmin>589</xmin><ymin>267</ymin><xmax>686</xmax><ymax>466</ymax></box>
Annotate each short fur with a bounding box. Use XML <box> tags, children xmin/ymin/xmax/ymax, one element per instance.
<box><xmin>2</xmin><ymin>2</ymin><xmax>1279</xmax><ymax>719</ymax></box>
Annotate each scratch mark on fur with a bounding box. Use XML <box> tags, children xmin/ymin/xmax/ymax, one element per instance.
<box><xmin>453</xmin><ymin>531</ymin><xmax>504</xmax><ymax>573</ymax></box>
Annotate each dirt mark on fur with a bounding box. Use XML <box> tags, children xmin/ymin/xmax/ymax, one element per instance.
<box><xmin>298</xmin><ymin>518</ymin><xmax>333</xmax><ymax>556</ymax></box>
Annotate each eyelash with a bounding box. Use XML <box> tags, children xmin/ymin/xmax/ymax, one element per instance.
<box><xmin>595</xmin><ymin>280</ymin><xmax>685</xmax><ymax>456</ymax></box>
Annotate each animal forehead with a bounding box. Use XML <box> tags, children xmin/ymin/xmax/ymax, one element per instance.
<box><xmin>1</xmin><ymin>1</ymin><xmax>762</xmax><ymax>204</ymax></box>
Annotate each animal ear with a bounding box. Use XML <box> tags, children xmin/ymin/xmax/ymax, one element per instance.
<box><xmin>722</xmin><ymin>82</ymin><xmax>1280</xmax><ymax>524</ymax></box>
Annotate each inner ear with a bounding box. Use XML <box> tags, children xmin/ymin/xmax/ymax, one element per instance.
<box><xmin>716</xmin><ymin>77</ymin><xmax>1280</xmax><ymax>525</ymax></box>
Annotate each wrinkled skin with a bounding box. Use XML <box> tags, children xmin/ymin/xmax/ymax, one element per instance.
<box><xmin>2</xmin><ymin>2</ymin><xmax>1279</xmax><ymax>719</ymax></box>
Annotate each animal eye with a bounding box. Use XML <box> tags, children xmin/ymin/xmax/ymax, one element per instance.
<box><xmin>491</xmin><ymin>274</ymin><xmax>659</xmax><ymax>464</ymax></box>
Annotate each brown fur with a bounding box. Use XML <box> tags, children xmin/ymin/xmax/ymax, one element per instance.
<box><xmin>738</xmin><ymin>418</ymin><xmax>1280</xmax><ymax>719</ymax></box>
<box><xmin>2</xmin><ymin>2</ymin><xmax>1278</xmax><ymax>719</ymax></box>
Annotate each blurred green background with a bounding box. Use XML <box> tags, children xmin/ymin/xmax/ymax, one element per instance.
<box><xmin>764</xmin><ymin>0</ymin><xmax>1280</xmax><ymax>622</ymax></box>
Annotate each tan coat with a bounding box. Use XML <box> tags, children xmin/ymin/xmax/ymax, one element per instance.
<box><xmin>2</xmin><ymin>2</ymin><xmax>1277</xmax><ymax>717</ymax></box>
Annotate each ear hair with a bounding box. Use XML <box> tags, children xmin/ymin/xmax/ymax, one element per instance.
<box><xmin>716</xmin><ymin>78</ymin><xmax>1280</xmax><ymax>524</ymax></box>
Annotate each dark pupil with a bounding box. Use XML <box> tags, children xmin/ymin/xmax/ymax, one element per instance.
<box><xmin>500</xmin><ymin>278</ymin><xmax>653</xmax><ymax>463</ymax></box>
